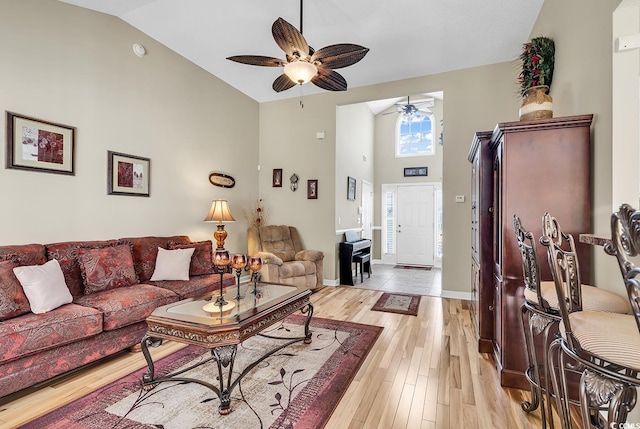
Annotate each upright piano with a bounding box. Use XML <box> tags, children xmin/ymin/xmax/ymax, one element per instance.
<box><xmin>339</xmin><ymin>230</ymin><xmax>372</xmax><ymax>285</ymax></box>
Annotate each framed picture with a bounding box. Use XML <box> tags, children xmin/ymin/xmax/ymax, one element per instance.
<box><xmin>404</xmin><ymin>167</ymin><xmax>428</xmax><ymax>177</ymax></box>
<box><xmin>307</xmin><ymin>179</ymin><xmax>318</xmax><ymax>199</ymax></box>
<box><xmin>6</xmin><ymin>111</ymin><xmax>76</xmax><ymax>175</ymax></box>
<box><xmin>272</xmin><ymin>168</ymin><xmax>283</xmax><ymax>187</ymax></box>
<box><xmin>347</xmin><ymin>176</ymin><xmax>356</xmax><ymax>201</ymax></box>
<box><xmin>107</xmin><ymin>151</ymin><xmax>150</xmax><ymax>197</ymax></box>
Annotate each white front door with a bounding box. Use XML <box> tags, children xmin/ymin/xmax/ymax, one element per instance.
<box><xmin>397</xmin><ymin>184</ymin><xmax>435</xmax><ymax>266</ymax></box>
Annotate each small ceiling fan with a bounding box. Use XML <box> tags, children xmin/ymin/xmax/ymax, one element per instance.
<box><xmin>226</xmin><ymin>0</ymin><xmax>369</xmax><ymax>93</ymax></box>
<box><xmin>384</xmin><ymin>96</ymin><xmax>435</xmax><ymax>115</ymax></box>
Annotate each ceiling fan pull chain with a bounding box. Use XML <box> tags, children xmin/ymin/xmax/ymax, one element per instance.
<box><xmin>299</xmin><ymin>84</ymin><xmax>304</xmax><ymax>108</ymax></box>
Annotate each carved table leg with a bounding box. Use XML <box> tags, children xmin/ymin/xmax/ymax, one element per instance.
<box><xmin>301</xmin><ymin>303</ymin><xmax>314</xmax><ymax>344</ymax></box>
<box><xmin>212</xmin><ymin>344</ymin><xmax>238</xmax><ymax>414</ymax></box>
<box><xmin>141</xmin><ymin>335</ymin><xmax>163</xmax><ymax>388</ymax></box>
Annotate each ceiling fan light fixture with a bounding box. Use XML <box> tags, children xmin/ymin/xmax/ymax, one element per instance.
<box><xmin>283</xmin><ymin>60</ymin><xmax>317</xmax><ymax>84</ymax></box>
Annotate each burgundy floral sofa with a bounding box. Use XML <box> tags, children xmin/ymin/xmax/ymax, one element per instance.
<box><xmin>0</xmin><ymin>235</ymin><xmax>234</xmax><ymax>398</ymax></box>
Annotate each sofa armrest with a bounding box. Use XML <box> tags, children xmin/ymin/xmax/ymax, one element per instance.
<box><xmin>295</xmin><ymin>250</ymin><xmax>324</xmax><ymax>262</ymax></box>
<box><xmin>255</xmin><ymin>251</ymin><xmax>283</xmax><ymax>266</ymax></box>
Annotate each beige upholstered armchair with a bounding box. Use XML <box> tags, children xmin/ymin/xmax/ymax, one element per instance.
<box><xmin>247</xmin><ymin>225</ymin><xmax>324</xmax><ymax>290</ymax></box>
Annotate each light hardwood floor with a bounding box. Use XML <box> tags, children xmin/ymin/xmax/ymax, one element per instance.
<box><xmin>0</xmin><ymin>286</ymin><xmax>560</xmax><ymax>428</ymax></box>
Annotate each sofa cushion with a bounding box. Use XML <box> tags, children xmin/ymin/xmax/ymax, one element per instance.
<box><xmin>0</xmin><ymin>303</ymin><xmax>102</xmax><ymax>363</ymax></box>
<box><xmin>0</xmin><ymin>260</ymin><xmax>31</xmax><ymax>321</ymax></box>
<box><xmin>74</xmin><ymin>284</ymin><xmax>178</xmax><ymax>331</ymax></box>
<box><xmin>168</xmin><ymin>240</ymin><xmax>214</xmax><ymax>276</ymax></box>
<box><xmin>13</xmin><ymin>259</ymin><xmax>74</xmax><ymax>314</ymax></box>
<box><xmin>0</xmin><ymin>244</ymin><xmax>47</xmax><ymax>267</ymax></box>
<box><xmin>150</xmin><ymin>247</ymin><xmax>195</xmax><ymax>281</ymax></box>
<box><xmin>122</xmin><ymin>236</ymin><xmax>191</xmax><ymax>283</ymax></box>
<box><xmin>77</xmin><ymin>242</ymin><xmax>138</xmax><ymax>294</ymax></box>
<box><xmin>46</xmin><ymin>239</ymin><xmax>120</xmax><ymax>299</ymax></box>
<box><xmin>151</xmin><ymin>273</ymin><xmax>234</xmax><ymax>300</ymax></box>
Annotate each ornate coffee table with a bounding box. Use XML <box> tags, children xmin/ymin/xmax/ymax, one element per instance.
<box><xmin>140</xmin><ymin>281</ymin><xmax>313</xmax><ymax>414</ymax></box>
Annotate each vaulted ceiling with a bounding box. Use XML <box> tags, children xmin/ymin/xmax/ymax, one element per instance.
<box><xmin>57</xmin><ymin>0</ymin><xmax>544</xmax><ymax>103</ymax></box>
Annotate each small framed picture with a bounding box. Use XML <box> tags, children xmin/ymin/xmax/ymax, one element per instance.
<box><xmin>404</xmin><ymin>167</ymin><xmax>428</xmax><ymax>177</ymax></box>
<box><xmin>347</xmin><ymin>176</ymin><xmax>356</xmax><ymax>201</ymax></box>
<box><xmin>272</xmin><ymin>168</ymin><xmax>283</xmax><ymax>187</ymax></box>
<box><xmin>6</xmin><ymin>111</ymin><xmax>76</xmax><ymax>175</ymax></box>
<box><xmin>307</xmin><ymin>179</ymin><xmax>318</xmax><ymax>199</ymax></box>
<box><xmin>107</xmin><ymin>151</ymin><xmax>150</xmax><ymax>197</ymax></box>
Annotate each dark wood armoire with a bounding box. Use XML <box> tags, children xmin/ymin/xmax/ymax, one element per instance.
<box><xmin>468</xmin><ymin>131</ymin><xmax>494</xmax><ymax>354</ymax></box>
<box><xmin>469</xmin><ymin>114</ymin><xmax>593</xmax><ymax>389</ymax></box>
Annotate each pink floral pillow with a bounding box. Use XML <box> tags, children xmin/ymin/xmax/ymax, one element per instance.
<box><xmin>0</xmin><ymin>259</ymin><xmax>31</xmax><ymax>320</ymax></box>
<box><xmin>168</xmin><ymin>240</ymin><xmax>214</xmax><ymax>276</ymax></box>
<box><xmin>77</xmin><ymin>242</ymin><xmax>138</xmax><ymax>295</ymax></box>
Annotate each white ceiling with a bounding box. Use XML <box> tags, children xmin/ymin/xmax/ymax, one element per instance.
<box><xmin>56</xmin><ymin>0</ymin><xmax>544</xmax><ymax>103</ymax></box>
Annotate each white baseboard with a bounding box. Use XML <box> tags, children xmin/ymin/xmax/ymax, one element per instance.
<box><xmin>323</xmin><ymin>279</ymin><xmax>340</xmax><ymax>286</ymax></box>
<box><xmin>440</xmin><ymin>290</ymin><xmax>472</xmax><ymax>301</ymax></box>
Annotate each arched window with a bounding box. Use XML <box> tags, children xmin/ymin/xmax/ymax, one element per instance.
<box><xmin>395</xmin><ymin>110</ymin><xmax>435</xmax><ymax>157</ymax></box>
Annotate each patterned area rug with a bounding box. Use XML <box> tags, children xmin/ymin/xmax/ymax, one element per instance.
<box><xmin>394</xmin><ymin>265</ymin><xmax>432</xmax><ymax>270</ymax></box>
<box><xmin>371</xmin><ymin>292</ymin><xmax>421</xmax><ymax>316</ymax></box>
<box><xmin>24</xmin><ymin>315</ymin><xmax>382</xmax><ymax>429</ymax></box>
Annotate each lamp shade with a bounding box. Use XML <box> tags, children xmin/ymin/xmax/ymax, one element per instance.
<box><xmin>204</xmin><ymin>200</ymin><xmax>236</xmax><ymax>223</ymax></box>
<box><xmin>284</xmin><ymin>61</ymin><xmax>318</xmax><ymax>84</ymax></box>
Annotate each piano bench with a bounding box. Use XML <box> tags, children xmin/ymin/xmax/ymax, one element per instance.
<box><xmin>353</xmin><ymin>253</ymin><xmax>371</xmax><ymax>283</ymax></box>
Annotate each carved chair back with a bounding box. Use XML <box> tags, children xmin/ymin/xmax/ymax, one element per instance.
<box><xmin>606</xmin><ymin>203</ymin><xmax>640</xmax><ymax>333</ymax></box>
<box><xmin>540</xmin><ymin>212</ymin><xmax>584</xmax><ymax>351</ymax></box>
<box><xmin>513</xmin><ymin>214</ymin><xmax>551</xmax><ymax>311</ymax></box>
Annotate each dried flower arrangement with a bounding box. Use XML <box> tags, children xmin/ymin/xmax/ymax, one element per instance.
<box><xmin>518</xmin><ymin>36</ymin><xmax>555</xmax><ymax>96</ymax></box>
<box><xmin>244</xmin><ymin>199</ymin><xmax>269</xmax><ymax>228</ymax></box>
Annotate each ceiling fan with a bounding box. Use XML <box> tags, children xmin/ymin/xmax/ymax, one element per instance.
<box><xmin>226</xmin><ymin>0</ymin><xmax>369</xmax><ymax>93</ymax></box>
<box><xmin>385</xmin><ymin>96</ymin><xmax>435</xmax><ymax>115</ymax></box>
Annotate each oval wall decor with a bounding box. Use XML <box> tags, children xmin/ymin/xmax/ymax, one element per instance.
<box><xmin>208</xmin><ymin>172</ymin><xmax>235</xmax><ymax>188</ymax></box>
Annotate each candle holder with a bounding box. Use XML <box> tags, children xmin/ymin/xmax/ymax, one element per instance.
<box><xmin>213</xmin><ymin>249</ymin><xmax>231</xmax><ymax>306</ymax></box>
<box><xmin>247</xmin><ymin>256</ymin><xmax>263</xmax><ymax>296</ymax></box>
<box><xmin>231</xmin><ymin>253</ymin><xmax>248</xmax><ymax>300</ymax></box>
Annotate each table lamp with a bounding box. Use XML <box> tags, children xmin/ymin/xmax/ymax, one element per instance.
<box><xmin>204</xmin><ymin>200</ymin><xmax>235</xmax><ymax>250</ymax></box>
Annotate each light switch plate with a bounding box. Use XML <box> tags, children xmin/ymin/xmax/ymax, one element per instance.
<box><xmin>455</xmin><ymin>195</ymin><xmax>465</xmax><ymax>203</ymax></box>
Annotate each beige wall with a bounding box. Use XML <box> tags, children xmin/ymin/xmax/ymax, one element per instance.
<box><xmin>335</xmin><ymin>103</ymin><xmax>375</xmax><ymax>231</ymax></box>
<box><xmin>0</xmin><ymin>0</ymin><xmax>259</xmax><ymax>252</ymax></box>
<box><xmin>532</xmin><ymin>0</ymin><xmax>622</xmax><ymax>294</ymax></box>
<box><xmin>613</xmin><ymin>1</ymin><xmax>640</xmax><ymax>210</ymax></box>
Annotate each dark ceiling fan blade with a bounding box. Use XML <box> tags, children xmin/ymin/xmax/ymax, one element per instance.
<box><xmin>310</xmin><ymin>44</ymin><xmax>369</xmax><ymax>69</ymax></box>
<box><xmin>226</xmin><ymin>55</ymin><xmax>285</xmax><ymax>67</ymax></box>
<box><xmin>272</xmin><ymin>74</ymin><xmax>298</xmax><ymax>92</ymax></box>
<box><xmin>311</xmin><ymin>68</ymin><xmax>347</xmax><ymax>91</ymax></box>
<box><xmin>272</xmin><ymin>17</ymin><xmax>310</xmax><ymax>59</ymax></box>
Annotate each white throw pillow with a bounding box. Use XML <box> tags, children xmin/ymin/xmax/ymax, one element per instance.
<box><xmin>150</xmin><ymin>247</ymin><xmax>195</xmax><ymax>281</ymax></box>
<box><xmin>13</xmin><ymin>259</ymin><xmax>73</xmax><ymax>314</ymax></box>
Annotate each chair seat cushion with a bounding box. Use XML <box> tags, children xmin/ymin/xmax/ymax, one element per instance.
<box><xmin>562</xmin><ymin>311</ymin><xmax>640</xmax><ymax>372</ymax></box>
<box><xmin>525</xmin><ymin>281</ymin><xmax>630</xmax><ymax>314</ymax></box>
<box><xmin>279</xmin><ymin>260</ymin><xmax>316</xmax><ymax>279</ymax></box>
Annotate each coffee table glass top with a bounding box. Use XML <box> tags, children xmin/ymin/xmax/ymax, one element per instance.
<box><xmin>162</xmin><ymin>282</ymin><xmax>300</xmax><ymax>324</ymax></box>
